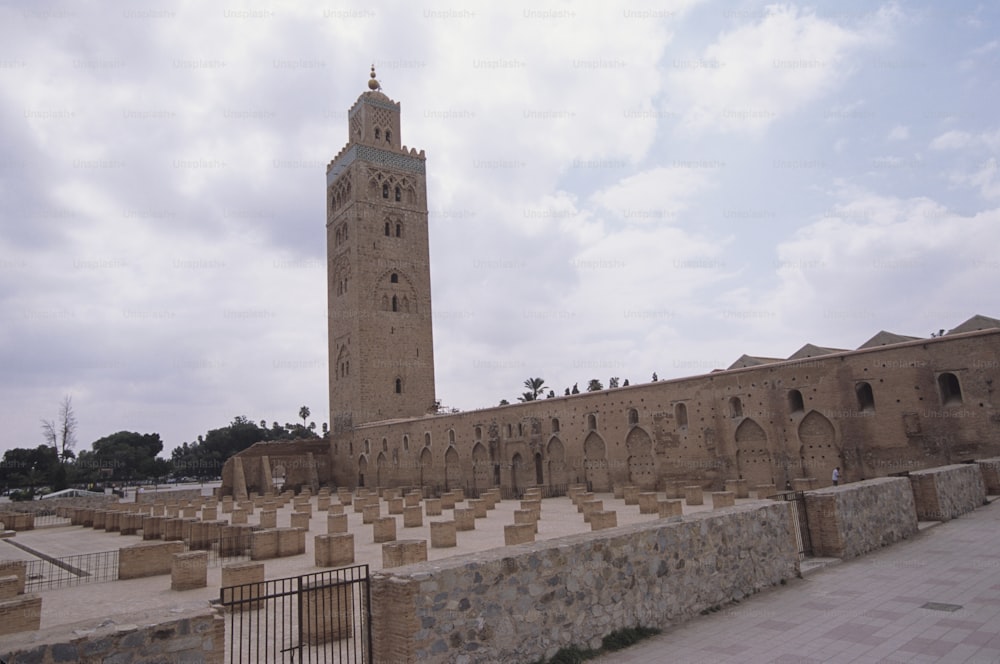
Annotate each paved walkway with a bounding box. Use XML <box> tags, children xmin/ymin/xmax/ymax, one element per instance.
<box><xmin>597</xmin><ymin>500</ymin><xmax>1000</xmax><ymax>664</ymax></box>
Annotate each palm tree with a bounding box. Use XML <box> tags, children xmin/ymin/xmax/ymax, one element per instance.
<box><xmin>518</xmin><ymin>377</ymin><xmax>548</xmax><ymax>402</ymax></box>
<box><xmin>299</xmin><ymin>406</ymin><xmax>311</xmax><ymax>427</ymax></box>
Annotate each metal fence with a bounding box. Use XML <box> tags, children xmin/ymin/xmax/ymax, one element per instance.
<box><xmin>220</xmin><ymin>565</ymin><xmax>371</xmax><ymax>664</ymax></box>
<box><xmin>770</xmin><ymin>490</ymin><xmax>813</xmax><ymax>558</ymax></box>
<box><xmin>23</xmin><ymin>549</ymin><xmax>119</xmax><ymax>591</ymax></box>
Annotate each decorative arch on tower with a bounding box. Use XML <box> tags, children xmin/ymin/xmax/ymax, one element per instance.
<box><xmin>371</xmin><ymin>268</ymin><xmax>418</xmax><ymax>315</ymax></box>
<box><xmin>797</xmin><ymin>410</ymin><xmax>839</xmax><ymax>483</ymax></box>
<box><xmin>583</xmin><ymin>431</ymin><xmax>610</xmax><ymax>492</ymax></box>
<box><xmin>625</xmin><ymin>426</ymin><xmax>656</xmax><ymax>489</ymax></box>
<box><xmin>734</xmin><ymin>418</ymin><xmax>772</xmax><ymax>487</ymax></box>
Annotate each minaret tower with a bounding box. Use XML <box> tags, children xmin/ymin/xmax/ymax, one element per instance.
<box><xmin>326</xmin><ymin>67</ymin><xmax>436</xmax><ymax>433</ymax></box>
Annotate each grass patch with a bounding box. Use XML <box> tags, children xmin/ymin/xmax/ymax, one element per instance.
<box><xmin>531</xmin><ymin>625</ymin><xmax>662</xmax><ymax>664</ymax></box>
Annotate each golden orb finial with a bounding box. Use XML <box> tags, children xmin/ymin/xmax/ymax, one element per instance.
<box><xmin>368</xmin><ymin>64</ymin><xmax>380</xmax><ymax>90</ymax></box>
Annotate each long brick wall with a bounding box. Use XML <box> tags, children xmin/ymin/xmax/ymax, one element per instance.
<box><xmin>370</xmin><ymin>501</ymin><xmax>799</xmax><ymax>663</ymax></box>
<box><xmin>909</xmin><ymin>463</ymin><xmax>986</xmax><ymax>521</ymax></box>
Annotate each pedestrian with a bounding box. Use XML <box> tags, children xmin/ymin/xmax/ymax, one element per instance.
<box><xmin>832</xmin><ymin>467</ymin><xmax>840</xmax><ymax>486</ymax></box>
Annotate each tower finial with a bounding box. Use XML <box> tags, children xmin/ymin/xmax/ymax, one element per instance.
<box><xmin>368</xmin><ymin>64</ymin><xmax>380</xmax><ymax>91</ymax></box>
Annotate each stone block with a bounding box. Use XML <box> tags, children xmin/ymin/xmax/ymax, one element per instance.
<box><xmin>590</xmin><ymin>510</ymin><xmax>617</xmax><ymax>531</ymax></box>
<box><xmin>791</xmin><ymin>478</ymin><xmax>818</xmax><ymax>492</ymax></box>
<box><xmin>520</xmin><ymin>499</ymin><xmax>542</xmax><ymax>518</ymax></box>
<box><xmin>302</xmin><ymin>578</ymin><xmax>354</xmax><ymax>644</ymax></box>
<box><xmin>189</xmin><ymin>520</ymin><xmax>222</xmax><ymax>550</ymax></box>
<box><xmin>581</xmin><ymin>499</ymin><xmax>603</xmax><ymax>523</ymax></box>
<box><xmin>92</xmin><ymin>510</ymin><xmax>108</xmax><ymax>530</ymax></box>
<box><xmin>363</xmin><ymin>503</ymin><xmax>381</xmax><ymax>524</ymax></box>
<box><xmin>469</xmin><ymin>498</ymin><xmax>488</xmax><ymax>518</ymax></box>
<box><xmin>278</xmin><ymin>527</ymin><xmax>306</xmax><ymax>556</ymax></box>
<box><xmin>220</xmin><ymin>524</ymin><xmax>253</xmax><ymax>556</ymax></box>
<box><xmin>454</xmin><ymin>508</ymin><xmax>476</xmax><ymax>531</ymax></box>
<box><xmin>623</xmin><ymin>486</ymin><xmax>640</xmax><ymax>505</ymax></box>
<box><xmin>182</xmin><ymin>506</ymin><xmax>198</xmax><ymax>518</ymax></box>
<box><xmin>0</xmin><ymin>562</ymin><xmax>26</xmax><ymax>595</ymax></box>
<box><xmin>909</xmin><ymin>464</ymin><xmax>986</xmax><ymax>521</ymax></box>
<box><xmin>259</xmin><ymin>509</ymin><xmax>277</xmax><ymax>529</ymax></box>
<box><xmin>171</xmin><ymin>551</ymin><xmax>208</xmax><ymax>591</ymax></box>
<box><xmin>201</xmin><ymin>506</ymin><xmax>218</xmax><ymax>521</ymax></box>
<box><xmin>141</xmin><ymin>515</ymin><xmax>163</xmax><ymax>540</ymax></box>
<box><xmin>425</xmin><ymin>498</ymin><xmax>442</xmax><ymax>516</ymax></box>
<box><xmin>221</xmin><ymin>561</ymin><xmax>265</xmax><ymax>611</ymax></box>
<box><xmin>315</xmin><ymin>533</ymin><xmax>355</xmax><ymax>567</ymax></box>
<box><xmin>328</xmin><ymin>503</ymin><xmax>345</xmax><ymax>515</ymax></box>
<box><xmin>976</xmin><ymin>458</ymin><xmax>1000</xmax><ymax>494</ymax></box>
<box><xmin>230</xmin><ymin>508</ymin><xmax>248</xmax><ymax>525</ymax></box>
<box><xmin>387</xmin><ymin>497</ymin><xmax>404</xmax><ymax>515</ymax></box>
<box><xmin>404</xmin><ymin>492</ymin><xmax>422</xmax><ymax>507</ymax></box>
<box><xmin>119</xmin><ymin>540</ymin><xmax>185</xmax><ymax>579</ymax></box>
<box><xmin>403</xmin><ymin>505</ymin><xmax>423</xmax><ymax>528</ymax></box>
<box><xmin>724</xmin><ymin>479</ymin><xmax>750</xmax><ymax>498</ymax></box>
<box><xmin>152</xmin><ymin>503</ymin><xmax>166</xmax><ymax>516</ymax></box>
<box><xmin>658</xmin><ymin>499</ymin><xmax>683</xmax><ymax>518</ymax></box>
<box><xmin>712</xmin><ymin>491</ymin><xmax>736</xmax><ymax>509</ymax></box>
<box><xmin>613</xmin><ymin>485</ymin><xmax>625</xmax><ymax>499</ymax></box>
<box><xmin>373</xmin><ymin>516</ymin><xmax>397</xmax><ymax>543</ymax></box>
<box><xmin>514</xmin><ymin>509</ymin><xmax>538</xmax><ymax>534</ymax></box>
<box><xmin>504</xmin><ymin>523</ymin><xmax>535</xmax><ymax>545</ymax></box>
<box><xmin>451</xmin><ymin>488</ymin><xmax>465</xmax><ymax>502</ymax></box>
<box><xmin>291</xmin><ymin>512</ymin><xmax>311</xmax><ymax>531</ymax></box>
<box><xmin>440</xmin><ymin>492</ymin><xmax>457</xmax><ymax>509</ymax></box>
<box><xmin>0</xmin><ymin>575</ymin><xmax>20</xmax><ymax>599</ymax></box>
<box><xmin>382</xmin><ymin>539</ymin><xmax>428</xmax><ymax>568</ymax></box>
<box><xmin>119</xmin><ymin>512</ymin><xmax>143</xmax><ymax>535</ymax></box>
<box><xmin>755</xmin><ymin>484</ymin><xmax>777</xmax><ymax>499</ymax></box>
<box><xmin>328</xmin><ymin>513</ymin><xmax>348</xmax><ymax>534</ymax></box>
<box><xmin>317</xmin><ymin>495</ymin><xmax>331</xmax><ymax>511</ymax></box>
<box><xmin>250</xmin><ymin>529</ymin><xmax>279</xmax><ymax>560</ymax></box>
<box><xmin>684</xmin><ymin>485</ymin><xmax>704</xmax><ymax>506</ymax></box>
<box><xmin>638</xmin><ymin>492</ymin><xmax>659</xmax><ymax>515</ymax></box>
<box><xmin>0</xmin><ymin>595</ymin><xmax>41</xmax><ymax>635</ymax></box>
<box><xmin>430</xmin><ymin>520</ymin><xmax>457</xmax><ymax>548</ymax></box>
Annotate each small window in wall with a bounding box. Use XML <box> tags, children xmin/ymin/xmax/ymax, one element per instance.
<box><xmin>394</xmin><ymin>186</ymin><xmax>401</xmax><ymax>202</ymax></box>
<box><xmin>364</xmin><ymin>439</ymin><xmax>370</xmax><ymax>454</ymax></box>
<box><xmin>392</xmin><ymin>295</ymin><xmax>398</xmax><ymax>312</ymax></box>
<box><xmin>474</xmin><ymin>426</ymin><xmax>482</xmax><ymax>439</ymax></box>
<box><xmin>385</xmin><ymin>130</ymin><xmax>392</xmax><ymax>143</ymax></box>
<box><xmin>506</xmin><ymin>424</ymin><xmax>513</xmax><ymax>438</ymax></box>
<box><xmin>384</xmin><ymin>222</ymin><xmax>390</xmax><ymax>236</ymax></box>
<box><xmin>448</xmin><ymin>429</ymin><xmax>456</xmax><ymax>445</ymax></box>
<box><xmin>382</xmin><ymin>438</ymin><xmax>388</xmax><ymax>452</ymax></box>
<box><xmin>395</xmin><ymin>378</ymin><xmax>402</xmax><ymax>394</ymax></box>
<box><xmin>424</xmin><ymin>432</ymin><xmax>431</xmax><ymax>448</ymax></box>
<box><xmin>938</xmin><ymin>372</ymin><xmax>963</xmax><ymax>405</ymax></box>
<box><xmin>856</xmin><ymin>382</ymin><xmax>875</xmax><ymax>412</ymax></box>
<box><xmin>587</xmin><ymin>413</ymin><xmax>597</xmax><ymax>430</ymax></box>
<box><xmin>517</xmin><ymin>423</ymin><xmax>523</xmax><ymax>437</ymax></box>
<box><xmin>374</xmin><ymin>128</ymin><xmax>381</xmax><ymax>140</ymax></box>
<box><xmin>403</xmin><ymin>435</ymin><xmax>409</xmax><ymax>451</ymax></box>
<box><xmin>675</xmin><ymin>403</ymin><xmax>688</xmax><ymax>428</ymax></box>
<box><xmin>551</xmin><ymin>418</ymin><xmax>560</xmax><ymax>433</ymax></box>
<box><xmin>627</xmin><ymin>408</ymin><xmax>639</xmax><ymax>426</ymax></box>
<box><xmin>729</xmin><ymin>397</ymin><xmax>743</xmax><ymax>419</ymax></box>
<box><xmin>788</xmin><ymin>389</ymin><xmax>804</xmax><ymax>413</ymax></box>
<box><xmin>395</xmin><ymin>223</ymin><xmax>401</xmax><ymax>237</ymax></box>
<box><xmin>382</xmin><ymin>183</ymin><xmax>389</xmax><ymax>199</ymax></box>
<box><xmin>349</xmin><ymin>441</ymin><xmax>353</xmax><ymax>454</ymax></box>
<box><xmin>390</xmin><ymin>273</ymin><xmax>398</xmax><ymax>283</ymax></box>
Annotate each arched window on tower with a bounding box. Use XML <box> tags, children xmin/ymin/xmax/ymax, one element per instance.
<box><xmin>551</xmin><ymin>418</ymin><xmax>560</xmax><ymax>433</ymax></box>
<box><xmin>474</xmin><ymin>426</ymin><xmax>482</xmax><ymax>440</ymax></box>
<box><xmin>788</xmin><ymin>389</ymin><xmax>804</xmax><ymax>414</ymax></box>
<box><xmin>938</xmin><ymin>372</ymin><xmax>963</xmax><ymax>405</ymax></box>
<box><xmin>385</xmin><ymin>130</ymin><xmax>392</xmax><ymax>143</ymax></box>
<box><xmin>729</xmin><ymin>397</ymin><xmax>743</xmax><ymax>418</ymax></box>
<box><xmin>403</xmin><ymin>435</ymin><xmax>409</xmax><ymax>451</ymax></box>
<box><xmin>675</xmin><ymin>403</ymin><xmax>688</xmax><ymax>428</ymax></box>
<box><xmin>424</xmin><ymin>432</ymin><xmax>431</xmax><ymax>448</ymax></box>
<box><xmin>395</xmin><ymin>378</ymin><xmax>402</xmax><ymax>394</ymax></box>
<box><xmin>384</xmin><ymin>222</ymin><xmax>390</xmax><ymax>236</ymax></box>
<box><xmin>382</xmin><ymin>183</ymin><xmax>389</xmax><ymax>199</ymax></box>
<box><xmin>374</xmin><ymin>128</ymin><xmax>380</xmax><ymax>140</ymax></box>
<box><xmin>395</xmin><ymin>223</ymin><xmax>401</xmax><ymax>237</ymax></box>
<box><xmin>390</xmin><ymin>273</ymin><xmax>398</xmax><ymax>284</ymax></box>
<box><xmin>627</xmin><ymin>408</ymin><xmax>639</xmax><ymax>426</ymax></box>
<box><xmin>587</xmin><ymin>413</ymin><xmax>597</xmax><ymax>430</ymax></box>
<box><xmin>391</xmin><ymin>295</ymin><xmax>398</xmax><ymax>312</ymax></box>
<box><xmin>856</xmin><ymin>382</ymin><xmax>875</xmax><ymax>412</ymax></box>
<box><xmin>394</xmin><ymin>186</ymin><xmax>401</xmax><ymax>202</ymax></box>
<box><xmin>448</xmin><ymin>429</ymin><xmax>456</xmax><ymax>445</ymax></box>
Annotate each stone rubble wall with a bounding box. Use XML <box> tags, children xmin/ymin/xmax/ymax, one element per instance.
<box><xmin>0</xmin><ymin>605</ymin><xmax>223</xmax><ymax>664</ymax></box>
<box><xmin>909</xmin><ymin>463</ymin><xmax>986</xmax><ymax>521</ymax></box>
<box><xmin>804</xmin><ymin>477</ymin><xmax>918</xmax><ymax>559</ymax></box>
<box><xmin>371</xmin><ymin>501</ymin><xmax>799</xmax><ymax>664</ymax></box>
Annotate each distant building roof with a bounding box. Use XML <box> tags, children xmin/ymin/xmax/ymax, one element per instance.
<box><xmin>858</xmin><ymin>330</ymin><xmax>921</xmax><ymax>349</ymax></box>
<box><xmin>947</xmin><ymin>314</ymin><xmax>1000</xmax><ymax>335</ymax></box>
<box><xmin>787</xmin><ymin>343</ymin><xmax>849</xmax><ymax>360</ymax></box>
<box><xmin>727</xmin><ymin>354</ymin><xmax>784</xmax><ymax>370</ymax></box>
<box><xmin>41</xmin><ymin>488</ymin><xmax>105</xmax><ymax>499</ymax></box>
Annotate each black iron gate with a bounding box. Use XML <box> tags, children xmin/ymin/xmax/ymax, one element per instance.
<box><xmin>220</xmin><ymin>565</ymin><xmax>371</xmax><ymax>663</ymax></box>
<box><xmin>771</xmin><ymin>490</ymin><xmax>813</xmax><ymax>557</ymax></box>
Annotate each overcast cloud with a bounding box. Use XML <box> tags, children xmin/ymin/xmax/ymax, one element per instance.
<box><xmin>1</xmin><ymin>0</ymin><xmax>998</xmax><ymax>456</ymax></box>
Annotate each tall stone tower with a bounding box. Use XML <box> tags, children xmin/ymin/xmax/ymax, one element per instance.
<box><xmin>326</xmin><ymin>67</ymin><xmax>436</xmax><ymax>433</ymax></box>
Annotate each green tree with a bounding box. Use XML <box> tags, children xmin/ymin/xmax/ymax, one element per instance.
<box><xmin>0</xmin><ymin>445</ymin><xmax>60</xmax><ymax>491</ymax></box>
<box><xmin>587</xmin><ymin>379</ymin><xmax>603</xmax><ymax>392</ymax></box>
<box><xmin>81</xmin><ymin>431</ymin><xmax>166</xmax><ymax>483</ymax></box>
<box><xmin>609</xmin><ymin>377</ymin><xmax>619</xmax><ymax>388</ymax></box>
<box><xmin>651</xmin><ymin>372</ymin><xmax>658</xmax><ymax>382</ymax></box>
<box><xmin>299</xmin><ymin>406</ymin><xmax>311</xmax><ymax>427</ymax></box>
<box><xmin>518</xmin><ymin>377</ymin><xmax>547</xmax><ymax>402</ymax></box>
<box><xmin>571</xmin><ymin>383</ymin><xmax>580</xmax><ymax>395</ymax></box>
<box><xmin>499</xmin><ymin>399</ymin><xmax>510</xmax><ymax>406</ymax></box>
<box><xmin>623</xmin><ymin>379</ymin><xmax>630</xmax><ymax>387</ymax></box>
<box><xmin>546</xmin><ymin>390</ymin><xmax>556</xmax><ymax>398</ymax></box>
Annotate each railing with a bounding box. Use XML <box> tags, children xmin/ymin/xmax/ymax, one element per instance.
<box><xmin>221</xmin><ymin>565</ymin><xmax>371</xmax><ymax>663</ymax></box>
<box><xmin>22</xmin><ymin>549</ymin><xmax>119</xmax><ymax>591</ymax></box>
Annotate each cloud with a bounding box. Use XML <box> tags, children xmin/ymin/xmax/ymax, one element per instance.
<box><xmin>665</xmin><ymin>4</ymin><xmax>891</xmax><ymax>135</ymax></box>
<box><xmin>887</xmin><ymin>125</ymin><xmax>909</xmax><ymax>141</ymax></box>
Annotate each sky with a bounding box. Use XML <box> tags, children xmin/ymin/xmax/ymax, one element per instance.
<box><xmin>1</xmin><ymin>0</ymin><xmax>999</xmax><ymax>458</ymax></box>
